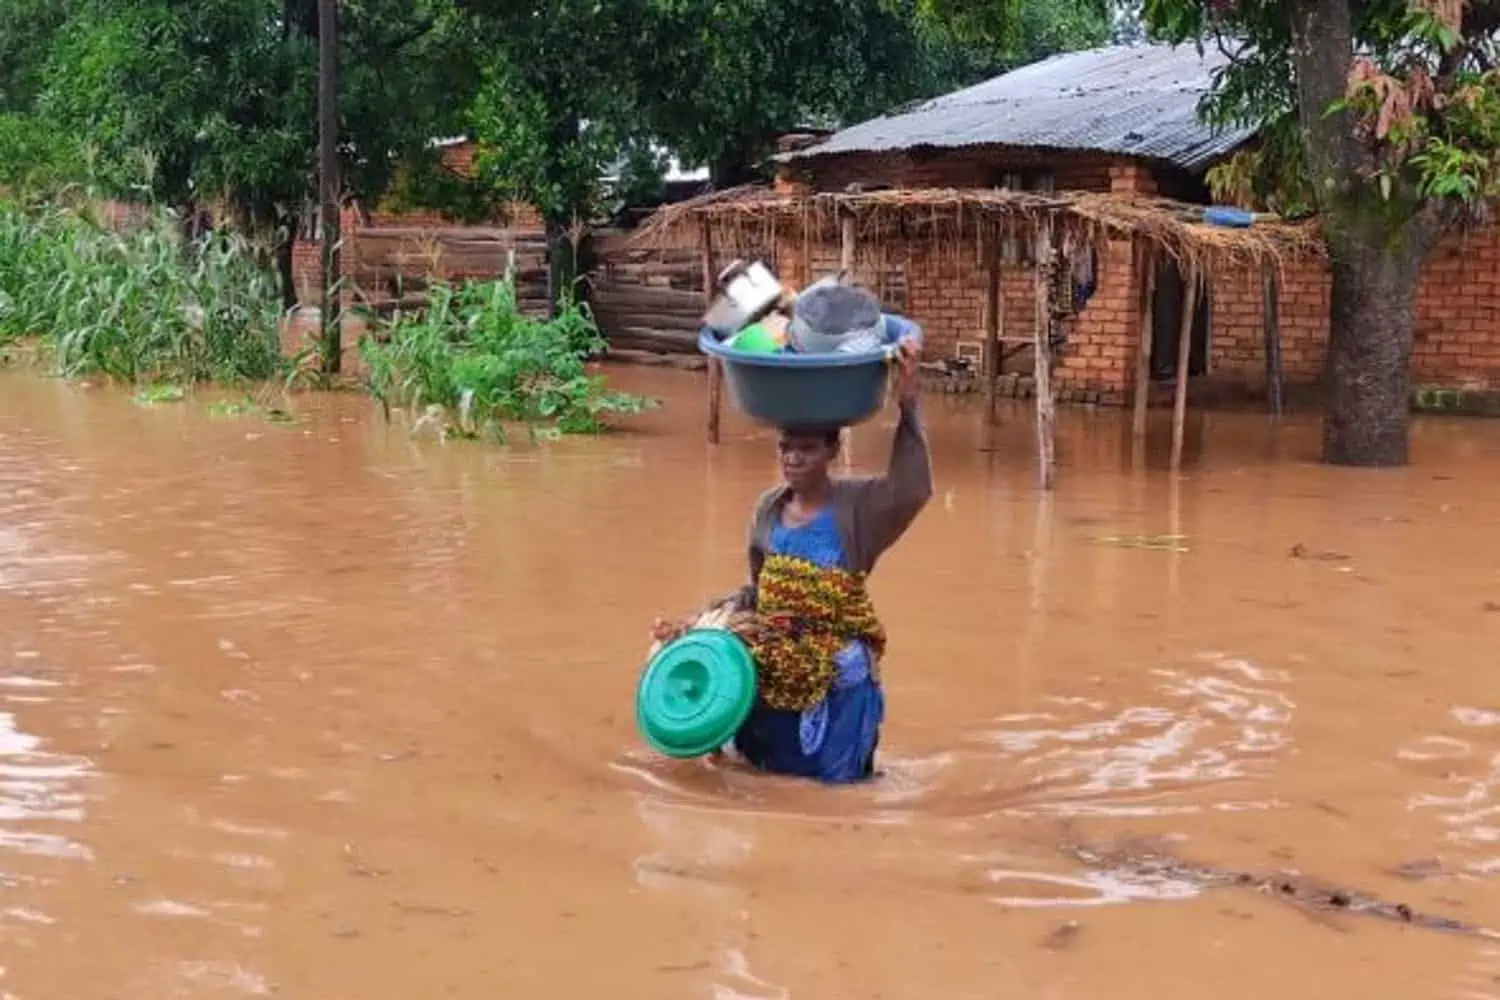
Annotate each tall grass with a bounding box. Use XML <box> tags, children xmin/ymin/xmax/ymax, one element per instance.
<box><xmin>0</xmin><ymin>199</ymin><xmax>284</xmax><ymax>384</ymax></box>
<box><xmin>359</xmin><ymin>276</ymin><xmax>653</xmax><ymax>440</ymax></box>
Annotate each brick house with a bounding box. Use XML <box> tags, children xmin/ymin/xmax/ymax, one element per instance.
<box><xmin>769</xmin><ymin>43</ymin><xmax>1500</xmax><ymax>404</ymax></box>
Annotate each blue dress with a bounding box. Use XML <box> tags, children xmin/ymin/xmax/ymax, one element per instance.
<box><xmin>732</xmin><ymin>507</ymin><xmax>885</xmax><ymax>784</ymax></box>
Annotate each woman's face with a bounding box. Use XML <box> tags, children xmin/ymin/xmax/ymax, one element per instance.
<box><xmin>777</xmin><ymin>430</ymin><xmax>836</xmax><ymax>491</ymax></box>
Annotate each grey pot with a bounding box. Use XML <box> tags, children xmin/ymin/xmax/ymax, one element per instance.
<box><xmin>787</xmin><ymin>279</ymin><xmax>883</xmax><ymax>354</ymax></box>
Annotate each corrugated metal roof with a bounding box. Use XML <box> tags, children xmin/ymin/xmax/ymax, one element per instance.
<box><xmin>783</xmin><ymin>43</ymin><xmax>1254</xmax><ymax>173</ymax></box>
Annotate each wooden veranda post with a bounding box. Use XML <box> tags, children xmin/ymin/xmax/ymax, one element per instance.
<box><xmin>1132</xmin><ymin>244</ymin><xmax>1157</xmax><ymax>450</ymax></box>
<box><xmin>1262</xmin><ymin>263</ymin><xmax>1284</xmax><ymax>416</ymax></box>
<box><xmin>1033</xmin><ymin>218</ymin><xmax>1057</xmax><ymax>490</ymax></box>
<box><xmin>700</xmin><ymin>217</ymin><xmax>721</xmax><ymax>444</ymax></box>
<box><xmin>840</xmin><ymin>212</ymin><xmax>856</xmax><ymax>277</ymax></box>
<box><xmin>839</xmin><ymin>209</ymin><xmax>858</xmax><ymax>462</ymax></box>
<box><xmin>799</xmin><ymin>212</ymin><xmax>813</xmax><ymax>288</ymax></box>
<box><xmin>982</xmin><ymin>221</ymin><xmax>1002</xmax><ymax>451</ymax></box>
<box><xmin>1170</xmin><ymin>265</ymin><xmax>1201</xmax><ymax>470</ymax></box>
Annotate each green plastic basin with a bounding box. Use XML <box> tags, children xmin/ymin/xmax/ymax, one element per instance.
<box><xmin>636</xmin><ymin>629</ymin><xmax>757</xmax><ymax>759</ymax></box>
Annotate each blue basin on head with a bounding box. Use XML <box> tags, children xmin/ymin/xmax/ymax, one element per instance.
<box><xmin>699</xmin><ymin>314</ymin><xmax>920</xmax><ymax>428</ymax></box>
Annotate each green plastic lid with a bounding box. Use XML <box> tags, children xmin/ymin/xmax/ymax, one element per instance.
<box><xmin>730</xmin><ymin>323</ymin><xmax>781</xmax><ymax>353</ymax></box>
<box><xmin>636</xmin><ymin>629</ymin><xmax>757</xmax><ymax>758</ymax></box>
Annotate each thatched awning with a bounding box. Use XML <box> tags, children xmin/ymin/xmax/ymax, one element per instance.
<box><xmin>633</xmin><ymin>184</ymin><xmax>1324</xmax><ymax>272</ymax></box>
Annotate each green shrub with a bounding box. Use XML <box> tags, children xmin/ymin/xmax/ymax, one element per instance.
<box><xmin>0</xmin><ymin>200</ymin><xmax>284</xmax><ymax>384</ymax></box>
<box><xmin>0</xmin><ymin>114</ymin><xmax>84</xmax><ymax>198</ymax></box>
<box><xmin>359</xmin><ymin>276</ymin><xmax>653</xmax><ymax>440</ymax></box>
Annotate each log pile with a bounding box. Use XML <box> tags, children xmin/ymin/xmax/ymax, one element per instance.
<box><xmin>345</xmin><ymin>224</ymin><xmax>738</xmax><ymax>358</ymax></box>
<box><xmin>350</xmin><ymin>227</ymin><xmax>551</xmax><ymax>316</ymax></box>
<box><xmin>590</xmin><ymin>232</ymin><xmax>706</xmax><ymax>355</ymax></box>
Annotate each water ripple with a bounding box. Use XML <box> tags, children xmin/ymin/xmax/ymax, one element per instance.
<box><xmin>0</xmin><ymin>704</ymin><xmax>94</xmax><ymax>862</ymax></box>
<box><xmin>1401</xmin><ymin>707</ymin><xmax>1500</xmax><ymax>874</ymax></box>
<box><xmin>982</xmin><ymin>865</ymin><xmax>1201</xmax><ymax>908</ymax></box>
<box><xmin>612</xmin><ymin>652</ymin><xmax>1294</xmax><ymax>828</ymax></box>
<box><xmin>975</xmin><ymin>652</ymin><xmax>1294</xmax><ymax>818</ymax></box>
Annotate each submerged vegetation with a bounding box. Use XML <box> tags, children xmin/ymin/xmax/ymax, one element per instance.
<box><xmin>359</xmin><ymin>276</ymin><xmax>654</xmax><ymax>441</ymax></box>
<box><xmin>0</xmin><ymin>197</ymin><xmax>647</xmax><ymax>444</ymax></box>
<box><xmin>0</xmin><ymin>199</ymin><xmax>284</xmax><ymax>384</ymax></box>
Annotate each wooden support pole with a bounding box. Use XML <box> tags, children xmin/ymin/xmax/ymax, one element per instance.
<box><xmin>1167</xmin><ymin>457</ymin><xmax>1183</xmax><ymax>608</ymax></box>
<box><xmin>840</xmin><ymin>212</ymin><xmax>856</xmax><ymax>279</ymax></box>
<box><xmin>316</xmin><ymin>0</ymin><xmax>342</xmax><ymax>375</ymax></box>
<box><xmin>1262</xmin><ymin>263</ymin><xmax>1284</xmax><ymax>417</ymax></box>
<box><xmin>982</xmin><ymin>222</ymin><xmax>1003</xmax><ymax>451</ymax></box>
<box><xmin>1132</xmin><ymin>244</ymin><xmax>1157</xmax><ymax>449</ymax></box>
<box><xmin>1034</xmin><ymin>220</ymin><xmax>1057</xmax><ymax>490</ymax></box>
<box><xmin>1014</xmin><ymin>489</ymin><xmax>1053</xmax><ymax>702</ymax></box>
<box><xmin>700</xmin><ymin>217</ymin><xmax>721</xmax><ymax>445</ymax></box>
<box><xmin>800</xmin><ymin>213</ymin><xmax>812</xmax><ymax>289</ymax></box>
<box><xmin>1169</xmin><ymin>265</ymin><xmax>1200</xmax><ymax>470</ymax></box>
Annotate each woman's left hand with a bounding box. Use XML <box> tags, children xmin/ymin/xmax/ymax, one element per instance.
<box><xmin>894</xmin><ymin>336</ymin><xmax>921</xmax><ymax>402</ymax></box>
<box><xmin>650</xmin><ymin>617</ymin><xmax>685</xmax><ymax>644</ymax></box>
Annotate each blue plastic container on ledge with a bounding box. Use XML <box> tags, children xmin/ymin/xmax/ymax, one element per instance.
<box><xmin>699</xmin><ymin>314</ymin><xmax>921</xmax><ymax>428</ymax></box>
<box><xmin>1203</xmin><ymin>206</ymin><xmax>1254</xmax><ymax>229</ymax></box>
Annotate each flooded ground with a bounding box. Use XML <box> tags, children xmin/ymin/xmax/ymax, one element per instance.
<box><xmin>1</xmin><ymin>366</ymin><xmax>1500</xmax><ymax>999</ymax></box>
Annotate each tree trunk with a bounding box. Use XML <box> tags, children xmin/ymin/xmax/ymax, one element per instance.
<box><xmin>1288</xmin><ymin>0</ymin><xmax>1438</xmax><ymax>468</ymax></box>
<box><xmin>1321</xmin><ymin>242</ymin><xmax>1423</xmax><ymax>465</ymax></box>
<box><xmin>546</xmin><ymin>220</ymin><xmax>576</xmax><ymax>317</ymax></box>
<box><xmin>710</xmin><ymin>142</ymin><xmax>764</xmax><ymax>189</ymax></box>
<box><xmin>177</xmin><ymin>201</ymin><xmax>199</xmax><ymax>242</ymax></box>
<box><xmin>276</xmin><ymin>232</ymin><xmax>297</xmax><ymax>313</ymax></box>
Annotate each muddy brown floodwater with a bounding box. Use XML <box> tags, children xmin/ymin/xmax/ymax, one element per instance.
<box><xmin>2</xmin><ymin>367</ymin><xmax>1500</xmax><ymax>999</ymax></box>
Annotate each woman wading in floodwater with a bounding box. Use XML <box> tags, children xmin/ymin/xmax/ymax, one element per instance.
<box><xmin>652</xmin><ymin>337</ymin><xmax>931</xmax><ymax>783</ymax></box>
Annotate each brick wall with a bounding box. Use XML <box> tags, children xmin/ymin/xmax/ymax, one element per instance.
<box><xmin>291</xmin><ymin>237</ymin><xmax>321</xmax><ymax>304</ymax></box>
<box><xmin>766</xmin><ymin>148</ymin><xmax>1126</xmax><ymax>382</ymax></box>
<box><xmin>291</xmin><ymin>205</ymin><xmax>361</xmax><ymax>305</ymax></box>
<box><xmin>1207</xmin><ymin>257</ymin><xmax>1327</xmax><ymax>391</ymax></box>
<box><xmin>1414</xmin><ymin>227</ymin><xmax>1500</xmax><ymax>385</ymax></box>
<box><xmin>1055</xmin><ymin>237</ymin><xmax>1139</xmax><ymax>400</ymax></box>
<box><xmin>759</xmin><ymin>223</ymin><xmax>1138</xmax><ymax>402</ymax></box>
<box><xmin>1208</xmin><ymin>225</ymin><xmax>1500</xmax><ymax>393</ymax></box>
<box><xmin>781</xmin><ymin>144</ymin><xmax>1500</xmax><ymax>401</ymax></box>
<box><xmin>789</xmin><ymin>147</ymin><xmax>1114</xmax><ymax>193</ymax></box>
<box><xmin>768</xmin><ymin>150</ymin><xmax>1145</xmax><ymax>399</ymax></box>
<box><xmin>764</xmin><ymin>232</ymin><xmax>1007</xmax><ymax>362</ymax></box>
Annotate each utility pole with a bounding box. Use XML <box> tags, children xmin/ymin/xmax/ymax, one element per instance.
<box><xmin>317</xmin><ymin>0</ymin><xmax>342</xmax><ymax>375</ymax></box>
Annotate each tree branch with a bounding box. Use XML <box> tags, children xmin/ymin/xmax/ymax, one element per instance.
<box><xmin>1211</xmin><ymin>23</ymin><xmax>1249</xmax><ymax>66</ymax></box>
<box><xmin>379</xmin><ymin>17</ymin><xmax>438</xmax><ymax>54</ymax></box>
<box><xmin>1416</xmin><ymin>197</ymin><xmax>1462</xmax><ymax>255</ymax></box>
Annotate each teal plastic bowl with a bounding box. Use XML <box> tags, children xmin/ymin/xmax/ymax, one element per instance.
<box><xmin>700</xmin><ymin>314</ymin><xmax>920</xmax><ymax>428</ymax></box>
<box><xmin>636</xmin><ymin>629</ymin><xmax>757</xmax><ymax>759</ymax></box>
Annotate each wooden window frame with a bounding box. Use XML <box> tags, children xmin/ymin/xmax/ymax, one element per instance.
<box><xmin>991</xmin><ymin>169</ymin><xmax>1055</xmax><ymax>264</ymax></box>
